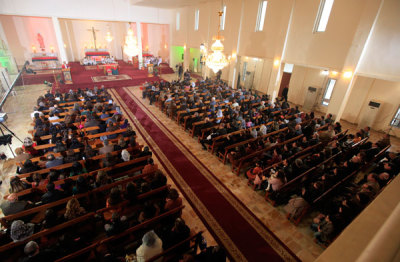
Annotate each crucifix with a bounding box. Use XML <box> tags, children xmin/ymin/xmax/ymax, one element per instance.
<box><xmin>87</xmin><ymin>26</ymin><xmax>100</xmax><ymax>50</ymax></box>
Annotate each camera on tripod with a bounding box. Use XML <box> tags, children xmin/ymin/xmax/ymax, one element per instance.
<box><xmin>0</xmin><ymin>113</ymin><xmax>8</xmax><ymax>123</ymax></box>
<box><xmin>0</xmin><ymin>113</ymin><xmax>12</xmax><ymax>145</ymax></box>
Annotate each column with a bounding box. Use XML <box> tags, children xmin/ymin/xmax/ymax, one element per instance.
<box><xmin>51</xmin><ymin>17</ymin><xmax>68</xmax><ymax>63</ymax></box>
<box><xmin>266</xmin><ymin>0</ymin><xmax>295</xmax><ymax>101</ymax></box>
<box><xmin>266</xmin><ymin>59</ymin><xmax>283</xmax><ymax>102</ymax></box>
<box><xmin>136</xmin><ymin>22</ymin><xmax>143</xmax><ymax>69</ymax></box>
<box><xmin>183</xmin><ymin>44</ymin><xmax>190</xmax><ymax>72</ymax></box>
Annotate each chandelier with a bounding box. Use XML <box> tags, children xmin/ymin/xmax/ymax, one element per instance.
<box><xmin>123</xmin><ymin>24</ymin><xmax>139</xmax><ymax>57</ymax></box>
<box><xmin>206</xmin><ymin>11</ymin><xmax>229</xmax><ymax>73</ymax></box>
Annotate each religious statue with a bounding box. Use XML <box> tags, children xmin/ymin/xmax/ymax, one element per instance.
<box><xmin>37</xmin><ymin>33</ymin><xmax>45</xmax><ymax>51</ymax></box>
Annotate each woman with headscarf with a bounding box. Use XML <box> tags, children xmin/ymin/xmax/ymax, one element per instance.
<box><xmin>10</xmin><ymin>220</ymin><xmax>35</xmax><ymax>242</ymax></box>
<box><xmin>121</xmin><ymin>149</ymin><xmax>131</xmax><ymax>162</ymax></box>
<box><xmin>136</xmin><ymin>230</ymin><xmax>163</xmax><ymax>262</ymax></box>
<box><xmin>22</xmin><ymin>137</ymin><xmax>39</xmax><ymax>157</ymax></box>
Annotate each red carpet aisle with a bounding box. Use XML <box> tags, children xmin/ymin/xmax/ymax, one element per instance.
<box><xmin>110</xmin><ymin>87</ymin><xmax>299</xmax><ymax>262</ymax></box>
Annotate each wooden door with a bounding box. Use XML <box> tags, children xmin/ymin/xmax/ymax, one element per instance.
<box><xmin>278</xmin><ymin>72</ymin><xmax>292</xmax><ymax>96</ymax></box>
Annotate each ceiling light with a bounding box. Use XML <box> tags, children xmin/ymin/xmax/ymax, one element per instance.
<box><xmin>343</xmin><ymin>71</ymin><xmax>353</xmax><ymax>78</ymax></box>
<box><xmin>206</xmin><ymin>11</ymin><xmax>229</xmax><ymax>73</ymax></box>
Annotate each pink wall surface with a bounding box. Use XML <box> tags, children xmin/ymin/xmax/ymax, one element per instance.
<box><xmin>141</xmin><ymin>23</ymin><xmax>169</xmax><ymax>62</ymax></box>
<box><xmin>0</xmin><ymin>15</ymin><xmax>59</xmax><ymax>64</ymax></box>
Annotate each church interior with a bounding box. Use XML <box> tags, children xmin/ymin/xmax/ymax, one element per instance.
<box><xmin>0</xmin><ymin>0</ymin><xmax>399</xmax><ymax>261</ymax></box>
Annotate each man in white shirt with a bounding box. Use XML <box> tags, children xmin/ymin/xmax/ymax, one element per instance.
<box><xmin>31</xmin><ymin>107</ymin><xmax>44</xmax><ymax>120</ymax></box>
<box><xmin>136</xmin><ymin>231</ymin><xmax>163</xmax><ymax>262</ymax></box>
<box><xmin>48</xmin><ymin>112</ymin><xmax>60</xmax><ymax>125</ymax></box>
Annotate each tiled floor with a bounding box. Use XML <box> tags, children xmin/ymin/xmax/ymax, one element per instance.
<box><xmin>1</xmin><ymin>77</ymin><xmax>399</xmax><ymax>261</ymax></box>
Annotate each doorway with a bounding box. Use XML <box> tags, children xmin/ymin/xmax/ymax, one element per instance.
<box><xmin>278</xmin><ymin>63</ymin><xmax>294</xmax><ymax>97</ymax></box>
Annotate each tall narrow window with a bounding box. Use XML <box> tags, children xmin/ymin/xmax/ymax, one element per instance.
<box><xmin>314</xmin><ymin>0</ymin><xmax>334</xmax><ymax>32</ymax></box>
<box><xmin>195</xmin><ymin>9</ymin><xmax>200</xmax><ymax>31</ymax></box>
<box><xmin>255</xmin><ymin>1</ymin><xmax>268</xmax><ymax>32</ymax></box>
<box><xmin>390</xmin><ymin>106</ymin><xmax>400</xmax><ymax>128</ymax></box>
<box><xmin>176</xmin><ymin>12</ymin><xmax>180</xmax><ymax>31</ymax></box>
<box><xmin>220</xmin><ymin>5</ymin><xmax>227</xmax><ymax>30</ymax></box>
<box><xmin>322</xmin><ymin>78</ymin><xmax>336</xmax><ymax>106</ymax></box>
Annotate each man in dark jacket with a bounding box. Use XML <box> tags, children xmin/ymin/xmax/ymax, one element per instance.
<box><xmin>41</xmin><ymin>183</ymin><xmax>63</xmax><ymax>204</ymax></box>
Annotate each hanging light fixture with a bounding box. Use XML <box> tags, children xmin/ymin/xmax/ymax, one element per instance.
<box><xmin>123</xmin><ymin>23</ymin><xmax>139</xmax><ymax>57</ymax></box>
<box><xmin>206</xmin><ymin>10</ymin><xmax>229</xmax><ymax>73</ymax></box>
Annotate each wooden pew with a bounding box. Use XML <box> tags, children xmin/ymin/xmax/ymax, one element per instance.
<box><xmin>53</xmin><ymin>205</ymin><xmax>185</xmax><ymax>262</ymax></box>
<box><xmin>232</xmin><ymin>135</ymin><xmax>303</xmax><ymax>176</ymax></box>
<box><xmin>0</xmin><ymin>185</ymin><xmax>172</xmax><ymax>255</ymax></box>
<box><xmin>218</xmin><ymin>122</ymin><xmax>278</xmax><ymax>164</ymax></box>
<box><xmin>33</xmin><ymin>128</ymin><xmax>128</xmax><ymax>151</ymax></box>
<box><xmin>1</xmin><ymin>166</ymin><xmax>158</xmax><ymax>228</ymax></box>
<box><xmin>313</xmin><ymin>144</ymin><xmax>391</xmax><ymax>206</ymax></box>
<box><xmin>16</xmin><ymin>141</ymin><xmax>141</xmax><ymax>180</ymax></box>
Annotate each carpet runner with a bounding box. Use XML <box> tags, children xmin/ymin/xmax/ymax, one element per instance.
<box><xmin>110</xmin><ymin>87</ymin><xmax>299</xmax><ymax>262</ymax></box>
<box><xmin>91</xmin><ymin>74</ymin><xmax>132</xmax><ymax>82</ymax></box>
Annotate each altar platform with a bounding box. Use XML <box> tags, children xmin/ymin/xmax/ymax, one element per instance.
<box><xmin>16</xmin><ymin>60</ymin><xmax>175</xmax><ymax>91</ymax></box>
<box><xmin>55</xmin><ymin>60</ymin><xmax>162</xmax><ymax>92</ymax></box>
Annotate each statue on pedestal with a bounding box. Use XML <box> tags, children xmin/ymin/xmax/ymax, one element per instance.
<box><xmin>37</xmin><ymin>33</ymin><xmax>45</xmax><ymax>52</ymax></box>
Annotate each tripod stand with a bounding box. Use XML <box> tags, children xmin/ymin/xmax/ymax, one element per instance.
<box><xmin>0</xmin><ymin>122</ymin><xmax>23</xmax><ymax>157</ymax></box>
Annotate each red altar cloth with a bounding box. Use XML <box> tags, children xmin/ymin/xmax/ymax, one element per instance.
<box><xmin>32</xmin><ymin>56</ymin><xmax>58</xmax><ymax>62</ymax></box>
<box><xmin>85</xmin><ymin>51</ymin><xmax>110</xmax><ymax>57</ymax></box>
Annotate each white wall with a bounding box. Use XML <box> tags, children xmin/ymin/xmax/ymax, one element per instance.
<box><xmin>358</xmin><ymin>0</ymin><xmax>400</xmax><ymax>82</ymax></box>
<box><xmin>0</xmin><ymin>0</ymin><xmax>173</xmax><ymax>24</ymax></box>
<box><xmin>285</xmin><ymin>0</ymin><xmax>367</xmax><ymax>70</ymax></box>
<box><xmin>287</xmin><ymin>65</ymin><xmax>328</xmax><ymax>110</ymax></box>
<box><xmin>342</xmin><ymin>76</ymin><xmax>400</xmax><ymax>136</ymax></box>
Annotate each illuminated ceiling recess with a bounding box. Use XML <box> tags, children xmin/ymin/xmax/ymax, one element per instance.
<box><xmin>206</xmin><ymin>11</ymin><xmax>229</xmax><ymax>73</ymax></box>
<box><xmin>123</xmin><ymin>23</ymin><xmax>139</xmax><ymax>57</ymax></box>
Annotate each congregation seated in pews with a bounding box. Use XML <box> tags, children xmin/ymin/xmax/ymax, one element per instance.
<box><xmin>141</xmin><ymin>78</ymin><xmax>398</xmax><ymax>247</ymax></box>
<box><xmin>1</xmin><ymin>87</ymin><xmax>226</xmax><ymax>262</ymax></box>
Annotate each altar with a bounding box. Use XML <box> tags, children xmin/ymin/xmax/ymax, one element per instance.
<box><xmin>84</xmin><ymin>49</ymin><xmax>110</xmax><ymax>62</ymax></box>
<box><xmin>98</xmin><ymin>63</ymin><xmax>119</xmax><ymax>75</ymax></box>
<box><xmin>31</xmin><ymin>52</ymin><xmax>60</xmax><ymax>70</ymax></box>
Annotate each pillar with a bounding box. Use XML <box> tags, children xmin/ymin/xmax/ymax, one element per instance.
<box><xmin>51</xmin><ymin>17</ymin><xmax>68</xmax><ymax>64</ymax></box>
<box><xmin>183</xmin><ymin>44</ymin><xmax>190</xmax><ymax>72</ymax></box>
<box><xmin>267</xmin><ymin>59</ymin><xmax>283</xmax><ymax>101</ymax></box>
<box><xmin>266</xmin><ymin>0</ymin><xmax>294</xmax><ymax>101</ymax></box>
<box><xmin>136</xmin><ymin>22</ymin><xmax>143</xmax><ymax>69</ymax></box>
